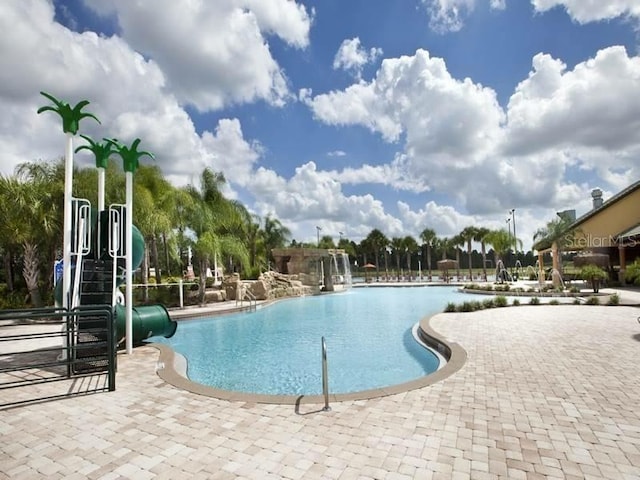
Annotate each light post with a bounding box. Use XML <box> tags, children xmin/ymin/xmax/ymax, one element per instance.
<box><xmin>511</xmin><ymin>208</ymin><xmax>517</xmax><ymax>264</ymax></box>
<box><xmin>338</xmin><ymin>231</ymin><xmax>343</xmax><ymax>244</ymax></box>
<box><xmin>506</xmin><ymin>217</ymin><xmax>512</xmax><ymax>276</ymax></box>
<box><xmin>316</xmin><ymin>226</ymin><xmax>322</xmax><ymax>247</ymax></box>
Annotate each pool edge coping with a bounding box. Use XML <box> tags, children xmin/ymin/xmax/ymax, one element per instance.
<box><xmin>150</xmin><ymin>312</ymin><xmax>467</xmax><ymax>405</ymax></box>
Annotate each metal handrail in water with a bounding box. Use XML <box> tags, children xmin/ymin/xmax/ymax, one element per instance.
<box><xmin>321</xmin><ymin>336</ymin><xmax>330</xmax><ymax>411</ymax></box>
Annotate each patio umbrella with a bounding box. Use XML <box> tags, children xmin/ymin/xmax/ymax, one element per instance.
<box><xmin>363</xmin><ymin>263</ymin><xmax>376</xmax><ymax>282</ymax></box>
<box><xmin>437</xmin><ymin>259</ymin><xmax>458</xmax><ymax>282</ymax></box>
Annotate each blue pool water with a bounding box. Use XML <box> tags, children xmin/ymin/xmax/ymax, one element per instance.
<box><xmin>153</xmin><ymin>286</ymin><xmax>478</xmax><ymax>395</ymax></box>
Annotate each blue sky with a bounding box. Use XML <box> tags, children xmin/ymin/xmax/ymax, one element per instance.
<box><xmin>1</xmin><ymin>0</ymin><xmax>639</xmax><ymax>249</ymax></box>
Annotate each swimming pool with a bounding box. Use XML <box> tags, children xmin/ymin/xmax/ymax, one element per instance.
<box><xmin>154</xmin><ymin>286</ymin><xmax>478</xmax><ymax>396</ymax></box>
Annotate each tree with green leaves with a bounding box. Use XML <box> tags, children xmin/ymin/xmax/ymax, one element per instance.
<box><xmin>420</xmin><ymin>227</ymin><xmax>437</xmax><ymax>281</ymax></box>
<box><xmin>390</xmin><ymin>236</ymin><xmax>403</xmax><ymax>280</ymax></box>
<box><xmin>474</xmin><ymin>227</ymin><xmax>491</xmax><ymax>281</ymax></box>
<box><xmin>533</xmin><ymin>216</ymin><xmax>573</xmax><ymax>275</ymax></box>
<box><xmin>459</xmin><ymin>226</ymin><xmax>478</xmax><ymax>281</ymax></box>
<box><xmin>451</xmin><ymin>234</ymin><xmax>465</xmax><ymax>281</ymax></box>
<box><xmin>403</xmin><ymin>235</ymin><xmax>419</xmax><ymax>280</ymax></box>
<box><xmin>0</xmin><ymin>173</ymin><xmax>60</xmax><ymax>306</ymax></box>
<box><xmin>363</xmin><ymin>229</ymin><xmax>388</xmax><ymax>280</ymax></box>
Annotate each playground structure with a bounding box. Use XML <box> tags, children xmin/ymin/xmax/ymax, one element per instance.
<box><xmin>54</xmin><ymin>202</ymin><xmax>177</xmax><ymax>346</ymax></box>
<box><xmin>37</xmin><ymin>91</ymin><xmax>176</xmax><ymax>355</ymax></box>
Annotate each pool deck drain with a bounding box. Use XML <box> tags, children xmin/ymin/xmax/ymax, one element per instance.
<box><xmin>2</xmin><ymin>296</ymin><xmax>640</xmax><ymax>479</ymax></box>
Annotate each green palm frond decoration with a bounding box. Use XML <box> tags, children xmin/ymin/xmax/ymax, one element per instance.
<box><xmin>37</xmin><ymin>91</ymin><xmax>100</xmax><ymax>135</ymax></box>
<box><xmin>75</xmin><ymin>135</ymin><xmax>117</xmax><ymax>169</ymax></box>
<box><xmin>107</xmin><ymin>138</ymin><xmax>154</xmax><ymax>174</ymax></box>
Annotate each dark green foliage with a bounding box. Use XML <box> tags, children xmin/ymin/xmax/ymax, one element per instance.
<box><xmin>549</xmin><ymin>299</ymin><xmax>559</xmax><ymax>305</ymax></box>
<box><xmin>529</xmin><ymin>297</ymin><xmax>540</xmax><ymax>305</ymax></box>
<box><xmin>444</xmin><ymin>302</ymin><xmax>456</xmax><ymax>312</ymax></box>
<box><xmin>482</xmin><ymin>298</ymin><xmax>495</xmax><ymax>309</ymax></box>
<box><xmin>494</xmin><ymin>295</ymin><xmax>508</xmax><ymax>307</ymax></box>
<box><xmin>585</xmin><ymin>296</ymin><xmax>600</xmax><ymax>305</ymax></box>
<box><xmin>512</xmin><ymin>299</ymin><xmax>520</xmax><ymax>306</ymax></box>
<box><xmin>607</xmin><ymin>294</ymin><xmax>619</xmax><ymax>306</ymax></box>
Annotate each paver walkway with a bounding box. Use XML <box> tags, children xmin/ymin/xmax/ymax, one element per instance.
<box><xmin>2</xmin><ymin>305</ymin><xmax>640</xmax><ymax>479</ymax></box>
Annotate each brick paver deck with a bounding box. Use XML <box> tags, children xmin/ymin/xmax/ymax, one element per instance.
<box><xmin>2</xmin><ymin>305</ymin><xmax>640</xmax><ymax>479</ymax></box>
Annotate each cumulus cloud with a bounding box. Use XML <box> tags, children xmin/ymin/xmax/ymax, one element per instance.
<box><xmin>83</xmin><ymin>0</ymin><xmax>312</xmax><ymax>111</ymax></box>
<box><xmin>307</xmin><ymin>49</ymin><xmax>505</xmax><ymax>194</ymax></box>
<box><xmin>0</xmin><ymin>0</ymin><xmax>259</xmax><ymax>192</ymax></box>
<box><xmin>422</xmin><ymin>0</ymin><xmax>476</xmax><ymax>33</ymax></box>
<box><xmin>504</xmin><ymin>46</ymin><xmax>640</xmax><ymax>184</ymax></box>
<box><xmin>333</xmin><ymin>38</ymin><xmax>383</xmax><ymax>78</ymax></box>
<box><xmin>531</xmin><ymin>0</ymin><xmax>640</xmax><ymax>23</ymax></box>
<box><xmin>304</xmin><ymin>45</ymin><xmax>640</xmax><ymax>219</ymax></box>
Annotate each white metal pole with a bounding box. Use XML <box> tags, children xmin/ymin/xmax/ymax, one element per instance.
<box><xmin>98</xmin><ymin>167</ymin><xmax>105</xmax><ymax>212</ymax></box>
<box><xmin>125</xmin><ymin>172</ymin><xmax>133</xmax><ymax>354</ymax></box>
<box><xmin>62</xmin><ymin>133</ymin><xmax>74</xmax><ymax>311</ymax></box>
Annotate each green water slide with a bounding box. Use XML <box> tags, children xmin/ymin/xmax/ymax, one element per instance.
<box><xmin>111</xmin><ymin>224</ymin><xmax>177</xmax><ymax>344</ymax></box>
<box><xmin>114</xmin><ymin>303</ymin><xmax>176</xmax><ymax>344</ymax></box>
<box><xmin>57</xmin><ymin>218</ymin><xmax>177</xmax><ymax>345</ymax></box>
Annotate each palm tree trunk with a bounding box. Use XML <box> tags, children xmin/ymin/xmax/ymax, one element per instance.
<box><xmin>481</xmin><ymin>243</ymin><xmax>487</xmax><ymax>281</ymax></box>
<box><xmin>151</xmin><ymin>235</ymin><xmax>162</xmax><ymax>284</ymax></box>
<box><xmin>4</xmin><ymin>250</ymin><xmax>14</xmax><ymax>292</ymax></box>
<box><xmin>427</xmin><ymin>245</ymin><xmax>432</xmax><ymax>280</ymax></box>
<box><xmin>22</xmin><ymin>242</ymin><xmax>43</xmax><ymax>307</ymax></box>
<box><xmin>455</xmin><ymin>249</ymin><xmax>461</xmax><ymax>281</ymax></box>
<box><xmin>467</xmin><ymin>242</ymin><xmax>473</xmax><ymax>281</ymax></box>
<box><xmin>162</xmin><ymin>232</ymin><xmax>171</xmax><ymax>276</ymax></box>
<box><xmin>198</xmin><ymin>259</ymin><xmax>208</xmax><ymax>305</ymax></box>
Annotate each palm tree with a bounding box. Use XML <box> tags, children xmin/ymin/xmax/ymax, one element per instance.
<box><xmin>403</xmin><ymin>236</ymin><xmax>418</xmax><ymax>281</ymax></box>
<box><xmin>474</xmin><ymin>227</ymin><xmax>491</xmax><ymax>281</ymax></box>
<box><xmin>420</xmin><ymin>228</ymin><xmax>437</xmax><ymax>281</ymax></box>
<box><xmin>363</xmin><ymin>229</ymin><xmax>388</xmax><ymax>280</ymax></box>
<box><xmin>390</xmin><ymin>237</ymin><xmax>404</xmax><ymax>280</ymax></box>
<box><xmin>459</xmin><ymin>226</ymin><xmax>478</xmax><ymax>281</ymax></box>
<box><xmin>0</xmin><ymin>174</ymin><xmax>60</xmax><ymax>306</ymax></box>
<box><xmin>184</xmin><ymin>168</ymin><xmax>250</xmax><ymax>303</ymax></box>
<box><xmin>451</xmin><ymin>234</ymin><xmax>465</xmax><ymax>281</ymax></box>
<box><xmin>263</xmin><ymin>215</ymin><xmax>291</xmax><ymax>266</ymax></box>
<box><xmin>533</xmin><ymin>216</ymin><xmax>573</xmax><ymax>275</ymax></box>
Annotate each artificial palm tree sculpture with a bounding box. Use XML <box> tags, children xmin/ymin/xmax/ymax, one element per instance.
<box><xmin>109</xmin><ymin>138</ymin><xmax>154</xmax><ymax>354</ymax></box>
<box><xmin>37</xmin><ymin>91</ymin><xmax>100</xmax><ymax>311</ymax></box>
<box><xmin>75</xmin><ymin>135</ymin><xmax>117</xmax><ymax>212</ymax></box>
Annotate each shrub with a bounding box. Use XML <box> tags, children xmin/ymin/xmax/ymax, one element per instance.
<box><xmin>529</xmin><ymin>297</ymin><xmax>540</xmax><ymax>305</ymax></box>
<box><xmin>444</xmin><ymin>302</ymin><xmax>456</xmax><ymax>312</ymax></box>
<box><xmin>482</xmin><ymin>298</ymin><xmax>495</xmax><ymax>309</ymax></box>
<box><xmin>459</xmin><ymin>301</ymin><xmax>475</xmax><ymax>312</ymax></box>
<box><xmin>512</xmin><ymin>299</ymin><xmax>520</xmax><ymax>306</ymax></box>
<box><xmin>569</xmin><ymin>286</ymin><xmax>580</xmax><ymax>294</ymax></box>
<box><xmin>585</xmin><ymin>296</ymin><xmax>600</xmax><ymax>305</ymax></box>
<box><xmin>494</xmin><ymin>295</ymin><xmax>508</xmax><ymax>307</ymax></box>
<box><xmin>607</xmin><ymin>293</ymin><xmax>620</xmax><ymax>306</ymax></box>
<box><xmin>625</xmin><ymin>260</ymin><xmax>640</xmax><ymax>286</ymax></box>
<box><xmin>573</xmin><ymin>298</ymin><xmax>581</xmax><ymax>305</ymax></box>
<box><xmin>580</xmin><ymin>265</ymin><xmax>608</xmax><ymax>293</ymax></box>
<box><xmin>549</xmin><ymin>299</ymin><xmax>559</xmax><ymax>305</ymax></box>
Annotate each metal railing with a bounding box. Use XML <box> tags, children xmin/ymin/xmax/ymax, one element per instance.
<box><xmin>321</xmin><ymin>336</ymin><xmax>330</xmax><ymax>411</ymax></box>
<box><xmin>0</xmin><ymin>306</ymin><xmax>116</xmax><ymax>409</ymax></box>
<box><xmin>235</xmin><ymin>285</ymin><xmax>257</xmax><ymax>312</ymax></box>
